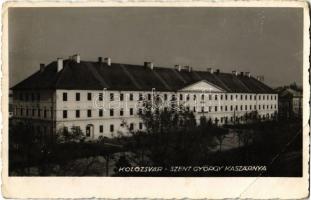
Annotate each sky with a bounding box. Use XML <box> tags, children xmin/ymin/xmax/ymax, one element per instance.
<box><xmin>9</xmin><ymin>7</ymin><xmax>303</xmax><ymax>88</ymax></box>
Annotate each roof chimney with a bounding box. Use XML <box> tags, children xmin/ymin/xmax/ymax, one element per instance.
<box><xmin>71</xmin><ymin>54</ymin><xmax>80</xmax><ymax>63</ymax></box>
<box><xmin>257</xmin><ymin>75</ymin><xmax>264</xmax><ymax>82</ymax></box>
<box><xmin>207</xmin><ymin>68</ymin><xmax>214</xmax><ymax>74</ymax></box>
<box><xmin>57</xmin><ymin>58</ymin><xmax>63</xmax><ymax>72</ymax></box>
<box><xmin>40</xmin><ymin>63</ymin><xmax>45</xmax><ymax>72</ymax></box>
<box><xmin>232</xmin><ymin>70</ymin><xmax>238</xmax><ymax>76</ymax></box>
<box><xmin>184</xmin><ymin>66</ymin><xmax>191</xmax><ymax>72</ymax></box>
<box><xmin>245</xmin><ymin>72</ymin><xmax>251</xmax><ymax>78</ymax></box>
<box><xmin>144</xmin><ymin>62</ymin><xmax>154</xmax><ymax>70</ymax></box>
<box><xmin>175</xmin><ymin>64</ymin><xmax>181</xmax><ymax>72</ymax></box>
<box><xmin>104</xmin><ymin>57</ymin><xmax>111</xmax><ymax>66</ymax></box>
<box><xmin>98</xmin><ymin>57</ymin><xmax>103</xmax><ymax>63</ymax></box>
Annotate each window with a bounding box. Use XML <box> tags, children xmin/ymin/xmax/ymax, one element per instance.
<box><xmin>263</xmin><ymin>95</ymin><xmax>265</xmax><ymax>100</ymax></box>
<box><xmin>225</xmin><ymin>106</ymin><xmax>227</xmax><ymax>111</ymax></box>
<box><xmin>130</xmin><ymin>108</ymin><xmax>134</xmax><ymax>116</ymax></box>
<box><xmin>99</xmin><ymin>93</ymin><xmax>103</xmax><ymax>101</ymax></box>
<box><xmin>130</xmin><ymin>123</ymin><xmax>134</xmax><ymax>131</ymax></box>
<box><xmin>139</xmin><ymin>93</ymin><xmax>143</xmax><ymax>101</ymax></box>
<box><xmin>87</xmin><ymin>109</ymin><xmax>92</xmax><ymax>117</ymax></box>
<box><xmin>138</xmin><ymin>108</ymin><xmax>142</xmax><ymax>115</ymax></box>
<box><xmin>259</xmin><ymin>105</ymin><xmax>261</xmax><ymax>110</ymax></box>
<box><xmin>250</xmin><ymin>95</ymin><xmax>252</xmax><ymax>100</ymax></box>
<box><xmin>254</xmin><ymin>95</ymin><xmax>257</xmax><ymax>100</ymax></box>
<box><xmin>275</xmin><ymin>104</ymin><xmax>277</xmax><ymax>109</ymax></box>
<box><xmin>215</xmin><ymin>106</ymin><xmax>218</xmax><ymax>112</ymax></box>
<box><xmin>220</xmin><ymin>95</ymin><xmax>223</xmax><ymax>100</ymax></box>
<box><xmin>240</xmin><ymin>105</ymin><xmax>243</xmax><ymax>111</ymax></box>
<box><xmin>250</xmin><ymin>105</ymin><xmax>252</xmax><ymax>110</ymax></box>
<box><xmin>139</xmin><ymin>123</ymin><xmax>143</xmax><ymax>130</ymax></box>
<box><xmin>235</xmin><ymin>105</ymin><xmax>238</xmax><ymax>111</ymax></box>
<box><xmin>267</xmin><ymin>95</ymin><xmax>269</xmax><ymax>100</ymax></box>
<box><xmin>259</xmin><ymin>95</ymin><xmax>261</xmax><ymax>100</ymax></box>
<box><xmin>110</xmin><ymin>93</ymin><xmax>114</xmax><ymax>101</ymax></box>
<box><xmin>32</xmin><ymin>109</ymin><xmax>35</xmax><ymax>116</ymax></box>
<box><xmin>225</xmin><ymin>94</ymin><xmax>227</xmax><ymax>100</ymax></box>
<box><xmin>263</xmin><ymin>105</ymin><xmax>265</xmax><ymax>109</ymax></box>
<box><xmin>193</xmin><ymin>94</ymin><xmax>197</xmax><ymax>101</ymax></box>
<box><xmin>220</xmin><ymin>106</ymin><xmax>223</xmax><ymax>111</ymax></box>
<box><xmin>186</xmin><ymin>94</ymin><xmax>190</xmax><ymax>101</ymax></box>
<box><xmin>76</xmin><ymin>93</ymin><xmax>80</xmax><ymax>101</ymax></box>
<box><xmin>230</xmin><ymin>95</ymin><xmax>233</xmax><ymax>100</ymax></box>
<box><xmin>87</xmin><ymin>93</ymin><xmax>92</xmax><ymax>101</ymax></box>
<box><xmin>230</xmin><ymin>105</ymin><xmax>233</xmax><ymax>111</ymax></box>
<box><xmin>120</xmin><ymin>93</ymin><xmax>124</xmax><ymax>101</ymax></box>
<box><xmin>164</xmin><ymin>94</ymin><xmax>168</xmax><ymax>101</ymax></box>
<box><xmin>100</xmin><ymin>125</ymin><xmax>103</xmax><ymax>133</ymax></box>
<box><xmin>245</xmin><ymin>105</ymin><xmax>247</xmax><ymax>110</ymax></box>
<box><xmin>245</xmin><ymin>95</ymin><xmax>247</xmax><ymax>100</ymax></box>
<box><xmin>254</xmin><ymin>105</ymin><xmax>257</xmax><ymax>110</ymax></box>
<box><xmin>180</xmin><ymin>94</ymin><xmax>183</xmax><ymax>101</ymax></box>
<box><xmin>63</xmin><ymin>110</ymin><xmax>67</xmax><ymax>119</ymax></box>
<box><xmin>215</xmin><ymin>95</ymin><xmax>217</xmax><ymax>100</ymax></box>
<box><xmin>236</xmin><ymin>95</ymin><xmax>238</xmax><ymax>100</ymax></box>
<box><xmin>63</xmin><ymin>92</ymin><xmax>67</xmax><ymax>101</ymax></box>
<box><xmin>209</xmin><ymin>94</ymin><xmax>212</xmax><ymax>100</ymax></box>
<box><xmin>201</xmin><ymin>106</ymin><xmax>204</xmax><ymax>112</ymax></box>
<box><xmin>119</xmin><ymin>108</ymin><xmax>123</xmax><ymax>116</ymax></box>
<box><xmin>38</xmin><ymin>109</ymin><xmax>41</xmax><ymax>117</ymax></box>
<box><xmin>110</xmin><ymin>109</ymin><xmax>114</xmax><ymax>116</ymax></box>
<box><xmin>99</xmin><ymin>109</ymin><xmax>103</xmax><ymax>117</ymax></box>
<box><xmin>21</xmin><ymin>108</ymin><xmax>24</xmax><ymax>116</ymax></box>
<box><xmin>148</xmin><ymin>94</ymin><xmax>151</xmax><ymax>100</ymax></box>
<box><xmin>201</xmin><ymin>94</ymin><xmax>205</xmax><ymax>100</ymax></box>
<box><xmin>110</xmin><ymin>124</ymin><xmax>114</xmax><ymax>132</ymax></box>
<box><xmin>26</xmin><ymin>108</ymin><xmax>29</xmax><ymax>116</ymax></box>
<box><xmin>275</xmin><ymin>95</ymin><xmax>277</xmax><ymax>100</ymax></box>
<box><xmin>193</xmin><ymin>107</ymin><xmax>196</xmax><ymax>112</ymax></box>
<box><xmin>129</xmin><ymin>93</ymin><xmax>133</xmax><ymax>101</ymax></box>
<box><xmin>76</xmin><ymin>110</ymin><xmax>80</xmax><ymax>118</ymax></box>
<box><xmin>209</xmin><ymin>106</ymin><xmax>212</xmax><ymax>112</ymax></box>
<box><xmin>240</xmin><ymin>95</ymin><xmax>243</xmax><ymax>100</ymax></box>
<box><xmin>44</xmin><ymin>109</ymin><xmax>47</xmax><ymax>118</ymax></box>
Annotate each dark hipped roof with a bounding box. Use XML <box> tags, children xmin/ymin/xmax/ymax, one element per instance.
<box><xmin>12</xmin><ymin>60</ymin><xmax>275</xmax><ymax>93</ymax></box>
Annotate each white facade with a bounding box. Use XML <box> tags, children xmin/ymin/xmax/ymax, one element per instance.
<box><xmin>12</xmin><ymin>80</ymin><xmax>278</xmax><ymax>140</ymax></box>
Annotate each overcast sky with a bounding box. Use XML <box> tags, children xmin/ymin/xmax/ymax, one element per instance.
<box><xmin>9</xmin><ymin>7</ymin><xmax>303</xmax><ymax>88</ymax></box>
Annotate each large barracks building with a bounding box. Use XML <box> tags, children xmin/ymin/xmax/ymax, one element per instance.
<box><xmin>11</xmin><ymin>54</ymin><xmax>278</xmax><ymax>139</ymax></box>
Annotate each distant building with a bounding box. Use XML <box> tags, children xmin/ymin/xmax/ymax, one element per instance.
<box><xmin>277</xmin><ymin>87</ymin><xmax>302</xmax><ymax>119</ymax></box>
<box><xmin>11</xmin><ymin>54</ymin><xmax>278</xmax><ymax>139</ymax></box>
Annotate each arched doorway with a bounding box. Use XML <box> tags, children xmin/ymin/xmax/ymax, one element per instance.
<box><xmin>86</xmin><ymin>124</ymin><xmax>94</xmax><ymax>139</ymax></box>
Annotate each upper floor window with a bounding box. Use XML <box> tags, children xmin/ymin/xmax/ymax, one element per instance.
<box><xmin>245</xmin><ymin>95</ymin><xmax>247</xmax><ymax>100</ymax></box>
<box><xmin>129</xmin><ymin>93</ymin><xmax>134</xmax><ymax>101</ymax></box>
<box><xmin>230</xmin><ymin>95</ymin><xmax>233</xmax><ymax>100</ymax></box>
<box><xmin>220</xmin><ymin>95</ymin><xmax>223</xmax><ymax>100</ymax></box>
<box><xmin>186</xmin><ymin>94</ymin><xmax>190</xmax><ymax>101</ymax></box>
<box><xmin>110</xmin><ymin>93</ymin><xmax>114</xmax><ymax>101</ymax></box>
<box><xmin>225</xmin><ymin>94</ymin><xmax>227</xmax><ymax>100</ymax></box>
<box><xmin>76</xmin><ymin>110</ymin><xmax>80</xmax><ymax>118</ymax></box>
<box><xmin>263</xmin><ymin>95</ymin><xmax>265</xmax><ymax>100</ymax></box>
<box><xmin>110</xmin><ymin>109</ymin><xmax>114</xmax><ymax>116</ymax></box>
<box><xmin>201</xmin><ymin>94</ymin><xmax>205</xmax><ymax>100</ymax></box>
<box><xmin>139</xmin><ymin>123</ymin><xmax>143</xmax><ymax>130</ymax></box>
<box><xmin>110</xmin><ymin>124</ymin><xmax>114</xmax><ymax>132</ymax></box>
<box><xmin>76</xmin><ymin>93</ymin><xmax>80</xmax><ymax>101</ymax></box>
<box><xmin>120</xmin><ymin>108</ymin><xmax>124</xmax><ymax>116</ymax></box>
<box><xmin>32</xmin><ymin>109</ymin><xmax>35</xmax><ymax>117</ymax></box>
<box><xmin>193</xmin><ymin>94</ymin><xmax>197</xmax><ymax>101</ymax></box>
<box><xmin>254</xmin><ymin>95</ymin><xmax>257</xmax><ymax>100</ymax></box>
<box><xmin>245</xmin><ymin>105</ymin><xmax>247</xmax><ymax>110</ymax></box>
<box><xmin>209</xmin><ymin>94</ymin><xmax>212</xmax><ymax>100</ymax></box>
<box><xmin>87</xmin><ymin>93</ymin><xmax>92</xmax><ymax>101</ymax></box>
<box><xmin>98</xmin><ymin>93</ymin><xmax>103</xmax><ymax>101</ymax></box>
<box><xmin>87</xmin><ymin>109</ymin><xmax>92</xmax><ymax>117</ymax></box>
<box><xmin>148</xmin><ymin>94</ymin><xmax>151</xmax><ymax>100</ymax></box>
<box><xmin>130</xmin><ymin>123</ymin><xmax>134</xmax><ymax>131</ymax></box>
<box><xmin>164</xmin><ymin>94</ymin><xmax>168</xmax><ymax>101</ymax></box>
<box><xmin>180</xmin><ymin>94</ymin><xmax>183</xmax><ymax>101</ymax></box>
<box><xmin>215</xmin><ymin>106</ymin><xmax>218</xmax><ymax>112</ymax></box>
<box><xmin>215</xmin><ymin>95</ymin><xmax>217</xmax><ymax>100</ymax></box>
<box><xmin>63</xmin><ymin>92</ymin><xmax>67</xmax><ymax>101</ymax></box>
<box><xmin>63</xmin><ymin>110</ymin><xmax>67</xmax><ymax>119</ymax></box>
<box><xmin>99</xmin><ymin>109</ymin><xmax>103</xmax><ymax>117</ymax></box>
<box><xmin>250</xmin><ymin>95</ymin><xmax>252</xmax><ymax>100</ymax></box>
<box><xmin>99</xmin><ymin>125</ymin><xmax>103</xmax><ymax>133</ymax></box>
<box><xmin>120</xmin><ymin>93</ymin><xmax>124</xmax><ymax>101</ymax></box>
<box><xmin>44</xmin><ymin>109</ymin><xmax>47</xmax><ymax>118</ymax></box>
<box><xmin>130</xmin><ymin>108</ymin><xmax>134</xmax><ymax>116</ymax></box>
<box><xmin>240</xmin><ymin>95</ymin><xmax>243</xmax><ymax>100</ymax></box>
<box><xmin>139</xmin><ymin>93</ymin><xmax>143</xmax><ymax>101</ymax></box>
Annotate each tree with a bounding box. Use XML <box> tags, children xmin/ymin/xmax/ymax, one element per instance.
<box><xmin>56</xmin><ymin>126</ymin><xmax>85</xmax><ymax>143</ymax></box>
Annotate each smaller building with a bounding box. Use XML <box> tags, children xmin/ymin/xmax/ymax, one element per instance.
<box><xmin>277</xmin><ymin>87</ymin><xmax>302</xmax><ymax>119</ymax></box>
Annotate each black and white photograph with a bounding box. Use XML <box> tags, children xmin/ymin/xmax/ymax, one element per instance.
<box><xmin>7</xmin><ymin>5</ymin><xmax>306</xmax><ymax>179</ymax></box>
